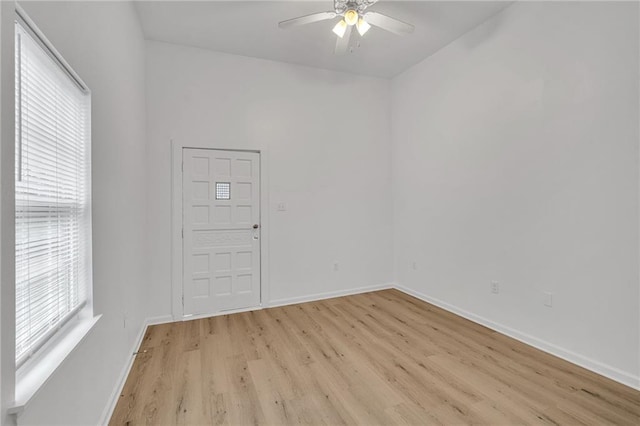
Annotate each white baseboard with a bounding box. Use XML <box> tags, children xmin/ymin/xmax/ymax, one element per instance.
<box><xmin>180</xmin><ymin>305</ymin><xmax>262</xmax><ymax>322</ymax></box>
<box><xmin>267</xmin><ymin>282</ymin><xmax>394</xmax><ymax>309</ymax></box>
<box><xmin>178</xmin><ymin>284</ymin><xmax>395</xmax><ymax>322</ymax></box>
<box><xmin>98</xmin><ymin>314</ymin><xmax>173</xmax><ymax>425</ymax></box>
<box><xmin>145</xmin><ymin>315</ymin><xmax>175</xmax><ymax>327</ymax></box>
<box><xmin>394</xmin><ymin>284</ymin><xmax>640</xmax><ymax>391</ymax></box>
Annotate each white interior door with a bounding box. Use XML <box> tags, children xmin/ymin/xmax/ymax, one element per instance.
<box><xmin>182</xmin><ymin>148</ymin><xmax>260</xmax><ymax>316</ymax></box>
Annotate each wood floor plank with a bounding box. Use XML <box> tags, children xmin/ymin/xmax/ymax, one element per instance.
<box><xmin>173</xmin><ymin>349</ymin><xmax>205</xmax><ymax>425</ymax></box>
<box><xmin>111</xmin><ymin>290</ymin><xmax>640</xmax><ymax>425</ymax></box>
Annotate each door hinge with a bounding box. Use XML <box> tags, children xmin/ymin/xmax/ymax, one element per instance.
<box><xmin>182</xmin><ymin>228</ymin><xmax>184</xmax><ymax>238</ymax></box>
<box><xmin>181</xmin><ymin>161</ymin><xmax>184</xmax><ymax>172</ymax></box>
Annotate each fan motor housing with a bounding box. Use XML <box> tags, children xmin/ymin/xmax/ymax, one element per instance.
<box><xmin>334</xmin><ymin>0</ymin><xmax>377</xmax><ymax>14</ymax></box>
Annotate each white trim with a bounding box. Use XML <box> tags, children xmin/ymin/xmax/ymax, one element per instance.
<box><xmin>171</xmin><ymin>140</ymin><xmax>182</xmax><ymax>320</ymax></box>
<box><xmin>0</xmin><ymin>2</ymin><xmax>17</xmax><ymax>423</ymax></box>
<box><xmin>267</xmin><ymin>282</ymin><xmax>394</xmax><ymax>309</ymax></box>
<box><xmin>171</xmin><ymin>141</ymin><xmax>270</xmax><ymax>321</ymax></box>
<box><xmin>637</xmin><ymin>0</ymin><xmax>640</xmax><ymax>399</ymax></box>
<box><xmin>181</xmin><ymin>305</ymin><xmax>262</xmax><ymax>322</ymax></box>
<box><xmin>98</xmin><ymin>314</ymin><xmax>172</xmax><ymax>426</ymax></box>
<box><xmin>10</xmin><ymin>314</ymin><xmax>101</xmax><ymax>416</ymax></box>
<box><xmin>394</xmin><ymin>284</ymin><xmax>640</xmax><ymax>391</ymax></box>
<box><xmin>15</xmin><ymin>4</ymin><xmax>89</xmax><ymax>93</ymax></box>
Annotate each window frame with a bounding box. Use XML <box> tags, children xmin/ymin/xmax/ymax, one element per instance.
<box><xmin>10</xmin><ymin>6</ymin><xmax>99</xmax><ymax>413</ymax></box>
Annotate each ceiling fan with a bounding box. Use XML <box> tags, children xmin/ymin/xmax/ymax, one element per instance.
<box><xmin>279</xmin><ymin>0</ymin><xmax>415</xmax><ymax>54</ymax></box>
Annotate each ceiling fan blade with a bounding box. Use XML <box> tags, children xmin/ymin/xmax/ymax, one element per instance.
<box><xmin>279</xmin><ymin>11</ymin><xmax>337</xmax><ymax>29</ymax></box>
<box><xmin>363</xmin><ymin>11</ymin><xmax>414</xmax><ymax>35</ymax></box>
<box><xmin>335</xmin><ymin>24</ymin><xmax>352</xmax><ymax>55</ymax></box>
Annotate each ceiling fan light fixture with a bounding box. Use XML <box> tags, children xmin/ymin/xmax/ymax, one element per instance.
<box><xmin>332</xmin><ymin>19</ymin><xmax>347</xmax><ymax>38</ymax></box>
<box><xmin>344</xmin><ymin>9</ymin><xmax>358</xmax><ymax>26</ymax></box>
<box><xmin>356</xmin><ymin>18</ymin><xmax>371</xmax><ymax>36</ymax></box>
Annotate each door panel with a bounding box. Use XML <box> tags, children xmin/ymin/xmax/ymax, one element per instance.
<box><xmin>183</xmin><ymin>149</ymin><xmax>260</xmax><ymax>316</ymax></box>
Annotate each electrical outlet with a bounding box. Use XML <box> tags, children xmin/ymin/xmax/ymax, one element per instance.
<box><xmin>412</xmin><ymin>261</ymin><xmax>417</xmax><ymax>270</ymax></box>
<box><xmin>333</xmin><ymin>262</ymin><xmax>339</xmax><ymax>272</ymax></box>
<box><xmin>277</xmin><ymin>202</ymin><xmax>287</xmax><ymax>211</ymax></box>
<box><xmin>544</xmin><ymin>292</ymin><xmax>553</xmax><ymax>307</ymax></box>
<box><xmin>491</xmin><ymin>281</ymin><xmax>499</xmax><ymax>294</ymax></box>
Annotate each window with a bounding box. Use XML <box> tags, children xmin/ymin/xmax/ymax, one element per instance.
<box><xmin>216</xmin><ymin>182</ymin><xmax>231</xmax><ymax>200</ymax></box>
<box><xmin>15</xmin><ymin>18</ymin><xmax>92</xmax><ymax>368</ymax></box>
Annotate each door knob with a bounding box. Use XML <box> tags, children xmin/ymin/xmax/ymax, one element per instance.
<box><xmin>253</xmin><ymin>224</ymin><xmax>259</xmax><ymax>229</ymax></box>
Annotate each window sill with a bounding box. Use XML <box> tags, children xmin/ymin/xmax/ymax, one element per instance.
<box><xmin>9</xmin><ymin>313</ymin><xmax>102</xmax><ymax>416</ymax></box>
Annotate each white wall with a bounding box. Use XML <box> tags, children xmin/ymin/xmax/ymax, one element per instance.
<box><xmin>392</xmin><ymin>1</ymin><xmax>639</xmax><ymax>387</ymax></box>
<box><xmin>1</xmin><ymin>2</ymin><xmax>638</xmax><ymax>424</ymax></box>
<box><xmin>146</xmin><ymin>41</ymin><xmax>393</xmax><ymax>317</ymax></box>
<box><xmin>13</xmin><ymin>2</ymin><xmax>148</xmax><ymax>424</ymax></box>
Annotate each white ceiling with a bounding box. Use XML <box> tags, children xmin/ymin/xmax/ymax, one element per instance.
<box><xmin>135</xmin><ymin>1</ymin><xmax>512</xmax><ymax>78</ymax></box>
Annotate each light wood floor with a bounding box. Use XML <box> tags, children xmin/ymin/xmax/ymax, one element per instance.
<box><xmin>110</xmin><ymin>289</ymin><xmax>640</xmax><ymax>425</ymax></box>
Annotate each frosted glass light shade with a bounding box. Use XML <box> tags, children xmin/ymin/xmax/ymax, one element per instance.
<box><xmin>344</xmin><ymin>9</ymin><xmax>358</xmax><ymax>26</ymax></box>
<box><xmin>356</xmin><ymin>18</ymin><xmax>371</xmax><ymax>36</ymax></box>
<box><xmin>332</xmin><ymin>19</ymin><xmax>347</xmax><ymax>38</ymax></box>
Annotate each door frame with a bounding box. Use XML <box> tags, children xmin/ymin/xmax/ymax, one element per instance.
<box><xmin>171</xmin><ymin>140</ymin><xmax>270</xmax><ymax>321</ymax></box>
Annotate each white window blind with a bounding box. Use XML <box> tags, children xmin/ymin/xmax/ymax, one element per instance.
<box><xmin>15</xmin><ymin>20</ymin><xmax>91</xmax><ymax>367</ymax></box>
